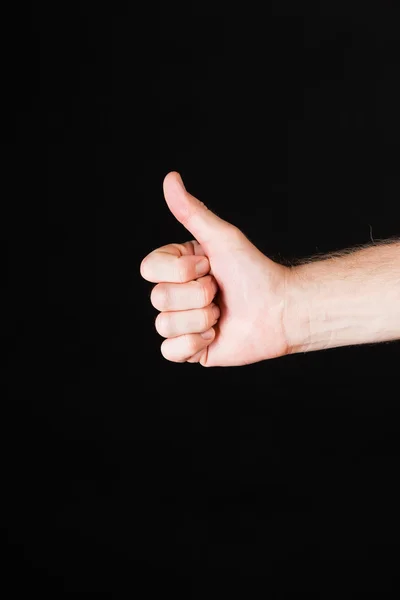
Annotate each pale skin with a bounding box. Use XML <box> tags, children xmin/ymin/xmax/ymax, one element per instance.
<box><xmin>140</xmin><ymin>172</ymin><xmax>400</xmax><ymax>367</ymax></box>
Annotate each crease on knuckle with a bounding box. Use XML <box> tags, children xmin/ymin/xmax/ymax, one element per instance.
<box><xmin>184</xmin><ymin>334</ymin><xmax>198</xmax><ymax>356</ymax></box>
<box><xmin>201</xmin><ymin>308</ymin><xmax>210</xmax><ymax>331</ymax></box>
<box><xmin>197</xmin><ymin>281</ymin><xmax>209</xmax><ymax>307</ymax></box>
<box><xmin>177</xmin><ymin>259</ymin><xmax>188</xmax><ymax>283</ymax></box>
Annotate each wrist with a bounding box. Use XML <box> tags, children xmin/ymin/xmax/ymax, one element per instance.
<box><xmin>283</xmin><ymin>243</ymin><xmax>400</xmax><ymax>355</ymax></box>
<box><xmin>283</xmin><ymin>265</ymin><xmax>316</xmax><ymax>355</ymax></box>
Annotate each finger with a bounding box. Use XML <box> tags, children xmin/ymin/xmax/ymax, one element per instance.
<box><xmin>189</xmin><ymin>239</ymin><xmax>207</xmax><ymax>257</ymax></box>
<box><xmin>155</xmin><ymin>303</ymin><xmax>220</xmax><ymax>338</ymax></box>
<box><xmin>150</xmin><ymin>275</ymin><xmax>218</xmax><ymax>311</ymax></box>
<box><xmin>190</xmin><ymin>238</ymin><xmax>215</xmax><ymax>276</ymax></box>
<box><xmin>154</xmin><ymin>241</ymin><xmax>198</xmax><ymax>257</ymax></box>
<box><xmin>140</xmin><ymin>245</ymin><xmax>210</xmax><ymax>283</ymax></box>
<box><xmin>160</xmin><ymin>327</ymin><xmax>216</xmax><ymax>363</ymax></box>
<box><xmin>163</xmin><ymin>172</ymin><xmax>233</xmax><ymax>251</ymax></box>
<box><xmin>186</xmin><ymin>347</ymin><xmax>207</xmax><ymax>364</ymax></box>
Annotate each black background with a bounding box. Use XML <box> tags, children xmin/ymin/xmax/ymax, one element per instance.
<box><xmin>3</xmin><ymin>1</ymin><xmax>400</xmax><ymax>596</ymax></box>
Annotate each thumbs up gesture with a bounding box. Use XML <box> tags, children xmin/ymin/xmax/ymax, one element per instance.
<box><xmin>140</xmin><ymin>172</ymin><xmax>292</xmax><ymax>367</ymax></box>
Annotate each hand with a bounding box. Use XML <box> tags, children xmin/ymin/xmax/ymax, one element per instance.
<box><xmin>140</xmin><ymin>172</ymin><xmax>291</xmax><ymax>367</ymax></box>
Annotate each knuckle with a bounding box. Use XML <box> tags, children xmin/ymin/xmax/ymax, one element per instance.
<box><xmin>198</xmin><ymin>278</ymin><xmax>216</xmax><ymax>306</ymax></box>
<box><xmin>160</xmin><ymin>340</ymin><xmax>184</xmax><ymax>363</ymax></box>
<box><xmin>201</xmin><ymin>308</ymin><xmax>211</xmax><ymax>331</ymax></box>
<box><xmin>151</xmin><ymin>284</ymin><xmax>168</xmax><ymax>310</ymax></box>
<box><xmin>229</xmin><ymin>224</ymin><xmax>242</xmax><ymax>236</ymax></box>
<box><xmin>184</xmin><ymin>334</ymin><xmax>198</xmax><ymax>356</ymax></box>
<box><xmin>160</xmin><ymin>341</ymin><xmax>172</xmax><ymax>361</ymax></box>
<box><xmin>198</xmin><ymin>281</ymin><xmax>210</xmax><ymax>307</ymax></box>
<box><xmin>209</xmin><ymin>278</ymin><xmax>218</xmax><ymax>302</ymax></box>
<box><xmin>177</xmin><ymin>260</ymin><xmax>189</xmax><ymax>283</ymax></box>
<box><xmin>228</xmin><ymin>224</ymin><xmax>244</xmax><ymax>242</ymax></box>
<box><xmin>140</xmin><ymin>256</ymin><xmax>150</xmax><ymax>279</ymax></box>
<box><xmin>155</xmin><ymin>313</ymin><xmax>168</xmax><ymax>337</ymax></box>
<box><xmin>208</xmin><ymin>305</ymin><xmax>217</xmax><ymax>327</ymax></box>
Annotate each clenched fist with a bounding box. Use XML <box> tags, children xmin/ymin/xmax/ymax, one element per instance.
<box><xmin>140</xmin><ymin>172</ymin><xmax>292</xmax><ymax>367</ymax></box>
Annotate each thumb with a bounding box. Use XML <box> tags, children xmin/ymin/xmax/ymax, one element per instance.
<box><xmin>163</xmin><ymin>172</ymin><xmax>233</xmax><ymax>248</ymax></box>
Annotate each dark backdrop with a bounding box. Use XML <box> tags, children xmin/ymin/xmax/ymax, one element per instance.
<box><xmin>3</xmin><ymin>1</ymin><xmax>400</xmax><ymax>596</ymax></box>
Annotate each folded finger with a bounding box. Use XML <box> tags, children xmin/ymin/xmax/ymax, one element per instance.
<box><xmin>155</xmin><ymin>303</ymin><xmax>220</xmax><ymax>338</ymax></box>
<box><xmin>140</xmin><ymin>243</ymin><xmax>210</xmax><ymax>283</ymax></box>
<box><xmin>150</xmin><ymin>275</ymin><xmax>218</xmax><ymax>311</ymax></box>
<box><xmin>160</xmin><ymin>328</ymin><xmax>216</xmax><ymax>363</ymax></box>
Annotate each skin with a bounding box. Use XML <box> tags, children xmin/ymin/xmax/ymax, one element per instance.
<box><xmin>140</xmin><ymin>172</ymin><xmax>400</xmax><ymax>367</ymax></box>
<box><xmin>140</xmin><ymin>172</ymin><xmax>292</xmax><ymax>367</ymax></box>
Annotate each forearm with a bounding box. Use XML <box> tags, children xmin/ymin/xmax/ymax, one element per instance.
<box><xmin>285</xmin><ymin>240</ymin><xmax>400</xmax><ymax>354</ymax></box>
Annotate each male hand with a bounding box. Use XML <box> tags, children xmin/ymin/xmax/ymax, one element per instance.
<box><xmin>140</xmin><ymin>172</ymin><xmax>291</xmax><ymax>367</ymax></box>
